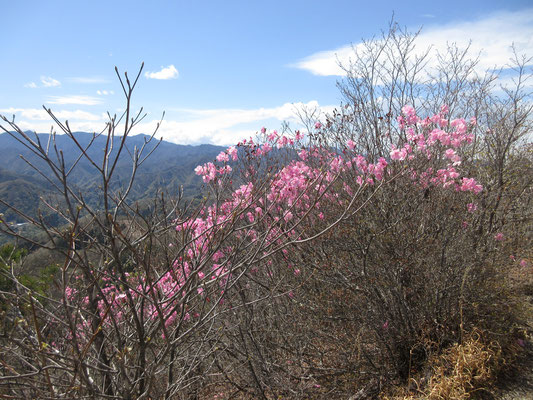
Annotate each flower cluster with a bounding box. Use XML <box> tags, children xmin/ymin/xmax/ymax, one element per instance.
<box><xmin>64</xmin><ymin>106</ymin><xmax>483</xmax><ymax>346</ymax></box>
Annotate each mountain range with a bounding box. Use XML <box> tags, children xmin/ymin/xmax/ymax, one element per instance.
<box><xmin>0</xmin><ymin>132</ymin><xmax>224</xmax><ymax>224</ymax></box>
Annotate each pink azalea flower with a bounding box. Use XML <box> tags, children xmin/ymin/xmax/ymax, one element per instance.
<box><xmin>390</xmin><ymin>147</ymin><xmax>407</xmax><ymax>161</ymax></box>
<box><xmin>467</xmin><ymin>203</ymin><xmax>477</xmax><ymax>213</ymax></box>
<box><xmin>227</xmin><ymin>146</ymin><xmax>238</xmax><ymax>161</ymax></box>
<box><xmin>216</xmin><ymin>151</ymin><xmax>229</xmax><ymax>162</ymax></box>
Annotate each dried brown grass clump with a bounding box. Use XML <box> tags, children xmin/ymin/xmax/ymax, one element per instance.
<box><xmin>385</xmin><ymin>329</ymin><xmax>504</xmax><ymax>400</ymax></box>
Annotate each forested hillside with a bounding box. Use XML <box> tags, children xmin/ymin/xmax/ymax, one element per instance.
<box><xmin>0</xmin><ymin>132</ymin><xmax>224</xmax><ymax>224</ymax></box>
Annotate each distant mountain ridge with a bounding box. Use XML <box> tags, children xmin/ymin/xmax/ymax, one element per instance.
<box><xmin>0</xmin><ymin>132</ymin><xmax>224</xmax><ymax>223</ymax></box>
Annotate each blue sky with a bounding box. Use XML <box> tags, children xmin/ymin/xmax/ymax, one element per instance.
<box><xmin>1</xmin><ymin>0</ymin><xmax>532</xmax><ymax>145</ymax></box>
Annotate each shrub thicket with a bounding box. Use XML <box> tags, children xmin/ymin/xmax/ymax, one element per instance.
<box><xmin>0</xmin><ymin>24</ymin><xmax>531</xmax><ymax>399</ymax></box>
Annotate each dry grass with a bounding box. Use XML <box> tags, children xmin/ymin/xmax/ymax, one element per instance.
<box><xmin>384</xmin><ymin>329</ymin><xmax>505</xmax><ymax>400</ymax></box>
<box><xmin>380</xmin><ymin>256</ymin><xmax>533</xmax><ymax>400</ymax></box>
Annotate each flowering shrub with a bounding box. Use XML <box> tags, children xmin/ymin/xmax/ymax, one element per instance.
<box><xmin>0</xmin><ymin>36</ymin><xmax>530</xmax><ymax>397</ymax></box>
<box><xmin>57</xmin><ymin>105</ymin><xmax>485</xmax><ymax>357</ymax></box>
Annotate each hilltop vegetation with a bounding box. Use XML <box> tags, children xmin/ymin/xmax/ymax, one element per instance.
<box><xmin>0</xmin><ymin>26</ymin><xmax>532</xmax><ymax>399</ymax></box>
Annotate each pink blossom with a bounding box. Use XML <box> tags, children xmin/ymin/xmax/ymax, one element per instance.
<box><xmin>216</xmin><ymin>151</ymin><xmax>229</xmax><ymax>162</ymax></box>
<box><xmin>390</xmin><ymin>146</ymin><xmax>407</xmax><ymax>161</ymax></box>
<box><xmin>494</xmin><ymin>232</ymin><xmax>504</xmax><ymax>241</ymax></box>
<box><xmin>247</xmin><ymin>212</ymin><xmax>254</xmax><ymax>223</ymax></box>
<box><xmin>451</xmin><ymin>119</ymin><xmax>467</xmax><ymax>135</ymax></box>
<box><xmin>401</xmin><ymin>105</ymin><xmax>418</xmax><ymax>124</ymax></box>
<box><xmin>459</xmin><ymin>177</ymin><xmax>482</xmax><ymax>194</ymax></box>
<box><xmin>445</xmin><ymin>148</ymin><xmax>456</xmax><ymax>160</ymax></box>
<box><xmin>267</xmin><ymin>130</ymin><xmax>278</xmax><ymax>142</ymax></box>
<box><xmin>397</xmin><ymin>115</ymin><xmax>406</xmax><ymax>130</ymax></box>
<box><xmin>277</xmin><ymin>136</ymin><xmax>290</xmax><ymax>149</ymax></box>
<box><xmin>261</xmin><ymin>142</ymin><xmax>272</xmax><ymax>153</ymax></box>
<box><xmin>227</xmin><ymin>146</ymin><xmax>238</xmax><ymax>161</ymax></box>
<box><xmin>194</xmin><ymin>165</ymin><xmax>205</xmax><ymax>175</ymax></box>
<box><xmin>284</xmin><ymin>211</ymin><xmax>293</xmax><ymax>222</ymax></box>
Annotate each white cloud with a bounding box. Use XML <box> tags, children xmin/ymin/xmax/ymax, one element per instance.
<box><xmin>2</xmin><ymin>101</ymin><xmax>335</xmax><ymax>146</ymax></box>
<box><xmin>46</xmin><ymin>95</ymin><xmax>102</xmax><ymax>106</ymax></box>
<box><xmin>131</xmin><ymin>101</ymin><xmax>335</xmax><ymax>145</ymax></box>
<box><xmin>41</xmin><ymin>76</ymin><xmax>61</xmax><ymax>87</ymax></box>
<box><xmin>96</xmin><ymin>90</ymin><xmax>114</xmax><ymax>95</ymax></box>
<box><xmin>0</xmin><ymin>107</ymin><xmax>106</xmax><ymax>134</ymax></box>
<box><xmin>23</xmin><ymin>76</ymin><xmax>61</xmax><ymax>88</ymax></box>
<box><xmin>292</xmin><ymin>48</ymin><xmax>349</xmax><ymax>76</ymax></box>
<box><xmin>5</xmin><ymin>120</ymin><xmax>107</xmax><ymax>134</ymax></box>
<box><xmin>144</xmin><ymin>65</ymin><xmax>179</xmax><ymax>80</ymax></box>
<box><xmin>292</xmin><ymin>9</ymin><xmax>533</xmax><ymax>77</ymax></box>
<box><xmin>67</xmin><ymin>76</ymin><xmax>110</xmax><ymax>84</ymax></box>
<box><xmin>0</xmin><ymin>108</ymin><xmax>103</xmax><ymax>121</ymax></box>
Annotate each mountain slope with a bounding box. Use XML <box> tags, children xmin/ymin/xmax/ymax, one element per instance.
<box><xmin>0</xmin><ymin>132</ymin><xmax>224</xmax><ymax>223</ymax></box>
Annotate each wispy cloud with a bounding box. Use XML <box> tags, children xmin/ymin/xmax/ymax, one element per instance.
<box><xmin>67</xmin><ymin>76</ymin><xmax>111</xmax><ymax>84</ymax></box>
<box><xmin>46</xmin><ymin>95</ymin><xmax>102</xmax><ymax>106</ymax></box>
<box><xmin>0</xmin><ymin>108</ymin><xmax>104</xmax><ymax>121</ymax></box>
<box><xmin>0</xmin><ymin>108</ymin><xmax>105</xmax><ymax>133</ymax></box>
<box><xmin>144</xmin><ymin>65</ymin><xmax>179</xmax><ymax>80</ymax></box>
<box><xmin>96</xmin><ymin>90</ymin><xmax>114</xmax><ymax>95</ymax></box>
<box><xmin>292</xmin><ymin>9</ymin><xmax>533</xmax><ymax>76</ymax></box>
<box><xmin>24</xmin><ymin>77</ymin><xmax>61</xmax><ymax>88</ymax></box>
<box><xmin>4</xmin><ymin>120</ymin><xmax>107</xmax><ymax>134</ymax></box>
<box><xmin>3</xmin><ymin>101</ymin><xmax>335</xmax><ymax>146</ymax></box>
<box><xmin>41</xmin><ymin>76</ymin><xmax>61</xmax><ymax>87</ymax></box>
<box><xmin>134</xmin><ymin>101</ymin><xmax>335</xmax><ymax>145</ymax></box>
